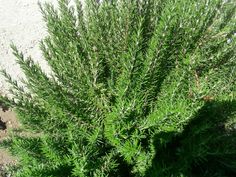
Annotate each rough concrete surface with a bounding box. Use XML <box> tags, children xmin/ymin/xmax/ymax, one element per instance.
<box><xmin>0</xmin><ymin>0</ymin><xmax>58</xmax><ymax>94</ymax></box>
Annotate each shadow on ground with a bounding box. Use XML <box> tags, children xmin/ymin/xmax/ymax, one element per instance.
<box><xmin>145</xmin><ymin>100</ymin><xmax>236</xmax><ymax>177</ymax></box>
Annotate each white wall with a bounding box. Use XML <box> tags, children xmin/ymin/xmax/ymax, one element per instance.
<box><xmin>0</xmin><ymin>0</ymin><xmax>77</xmax><ymax>94</ymax></box>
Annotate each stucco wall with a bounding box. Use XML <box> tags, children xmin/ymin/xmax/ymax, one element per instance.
<box><xmin>0</xmin><ymin>0</ymin><xmax>61</xmax><ymax>94</ymax></box>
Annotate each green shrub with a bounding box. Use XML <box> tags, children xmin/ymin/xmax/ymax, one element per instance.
<box><xmin>1</xmin><ymin>0</ymin><xmax>236</xmax><ymax>176</ymax></box>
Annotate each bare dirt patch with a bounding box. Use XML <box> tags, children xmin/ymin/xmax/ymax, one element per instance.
<box><xmin>0</xmin><ymin>108</ymin><xmax>19</xmax><ymax>177</ymax></box>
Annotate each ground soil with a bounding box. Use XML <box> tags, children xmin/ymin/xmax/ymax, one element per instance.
<box><xmin>0</xmin><ymin>108</ymin><xmax>18</xmax><ymax>177</ymax></box>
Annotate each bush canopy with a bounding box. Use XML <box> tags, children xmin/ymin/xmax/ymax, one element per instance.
<box><xmin>1</xmin><ymin>0</ymin><xmax>236</xmax><ymax>176</ymax></box>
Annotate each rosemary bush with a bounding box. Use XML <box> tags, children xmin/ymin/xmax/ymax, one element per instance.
<box><xmin>1</xmin><ymin>0</ymin><xmax>236</xmax><ymax>176</ymax></box>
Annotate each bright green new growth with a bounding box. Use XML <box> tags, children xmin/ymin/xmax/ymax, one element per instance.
<box><xmin>1</xmin><ymin>0</ymin><xmax>236</xmax><ymax>176</ymax></box>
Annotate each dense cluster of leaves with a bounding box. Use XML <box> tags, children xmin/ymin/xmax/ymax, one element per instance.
<box><xmin>0</xmin><ymin>0</ymin><xmax>236</xmax><ymax>176</ymax></box>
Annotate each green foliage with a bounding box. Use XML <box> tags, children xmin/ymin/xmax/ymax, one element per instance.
<box><xmin>1</xmin><ymin>0</ymin><xmax>236</xmax><ymax>176</ymax></box>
